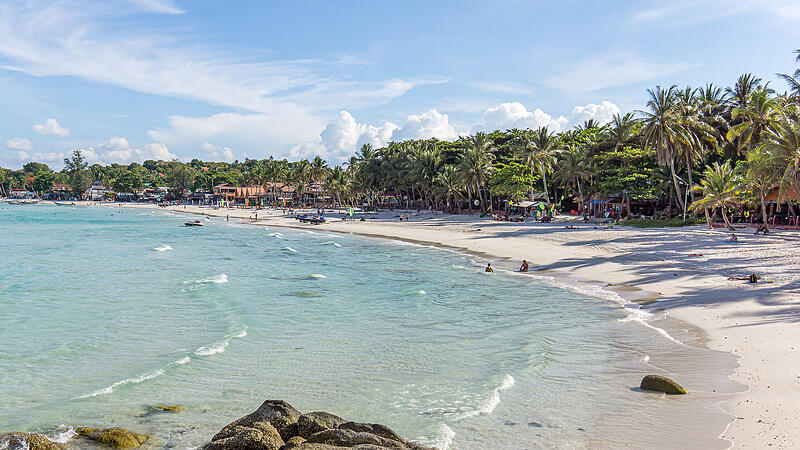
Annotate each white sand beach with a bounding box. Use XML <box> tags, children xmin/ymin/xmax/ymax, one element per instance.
<box><xmin>118</xmin><ymin>202</ymin><xmax>800</xmax><ymax>448</ymax></box>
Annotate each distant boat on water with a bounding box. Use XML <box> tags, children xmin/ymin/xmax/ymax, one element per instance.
<box><xmin>185</xmin><ymin>220</ymin><xmax>204</xmax><ymax>227</ymax></box>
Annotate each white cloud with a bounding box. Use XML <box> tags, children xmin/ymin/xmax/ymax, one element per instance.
<box><xmin>391</xmin><ymin>109</ymin><xmax>457</xmax><ymax>142</ymax></box>
<box><xmin>0</xmin><ymin>2</ymin><xmax>437</xmax><ymax>116</ymax></box>
<box><xmin>632</xmin><ymin>0</ymin><xmax>800</xmax><ymax>24</ymax></box>
<box><xmin>6</xmin><ymin>137</ymin><xmax>33</xmax><ymax>151</ymax></box>
<box><xmin>202</xmin><ymin>142</ymin><xmax>235</xmax><ymax>162</ymax></box>
<box><xmin>291</xmin><ymin>109</ymin><xmax>458</xmax><ymax>161</ymax></box>
<box><xmin>571</xmin><ymin>101</ymin><xmax>620</xmax><ymax>125</ymax></box>
<box><xmin>148</xmin><ymin>109</ymin><xmax>324</xmax><ymax>158</ymax></box>
<box><xmin>475</xmin><ymin>102</ymin><xmax>569</xmax><ymax>132</ymax></box>
<box><xmin>32</xmin><ymin>118</ymin><xmax>70</xmax><ymax>137</ymax></box>
<box><xmin>545</xmin><ymin>53</ymin><xmax>690</xmax><ymax>92</ymax></box>
<box><xmin>100</xmin><ymin>136</ymin><xmax>131</xmax><ymax>150</ymax></box>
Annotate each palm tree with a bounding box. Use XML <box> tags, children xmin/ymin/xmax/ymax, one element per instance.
<box><xmin>555</xmin><ymin>145</ymin><xmax>593</xmax><ymax>217</ymax></box>
<box><xmin>726</xmin><ymin>74</ymin><xmax>762</xmax><ymax>111</ymax></box>
<box><xmin>640</xmin><ymin>85</ymin><xmax>687</xmax><ymax>214</ymax></box>
<box><xmin>675</xmin><ymin>87</ymin><xmax>719</xmax><ymax>202</ymax></box>
<box><xmin>778</xmin><ymin>49</ymin><xmax>800</xmax><ymax>99</ymax></box>
<box><xmin>516</xmin><ymin>127</ymin><xmax>559</xmax><ymax>203</ymax></box>
<box><xmin>690</xmin><ymin>161</ymin><xmax>741</xmax><ymax>230</ymax></box>
<box><xmin>727</xmin><ymin>87</ymin><xmax>777</xmax><ymax>153</ymax></box>
<box><xmin>434</xmin><ymin>165</ymin><xmax>464</xmax><ymax>212</ymax></box>
<box><xmin>756</xmin><ymin>108</ymin><xmax>800</xmax><ymax>212</ymax></box>
<box><xmin>324</xmin><ymin>166</ymin><xmax>350</xmax><ymax>206</ymax></box>
<box><xmin>308</xmin><ymin>156</ymin><xmax>328</xmax><ymax>206</ymax></box>
<box><xmin>458</xmin><ymin>139</ymin><xmax>495</xmax><ymax>212</ymax></box>
<box><xmin>602</xmin><ymin>113</ymin><xmax>639</xmax><ymax>151</ymax></box>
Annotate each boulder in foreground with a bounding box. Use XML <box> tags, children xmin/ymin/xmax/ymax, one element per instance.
<box><xmin>0</xmin><ymin>432</ymin><xmax>63</xmax><ymax>450</ymax></box>
<box><xmin>640</xmin><ymin>374</ymin><xmax>687</xmax><ymax>395</ymax></box>
<box><xmin>205</xmin><ymin>400</ymin><xmax>435</xmax><ymax>449</ymax></box>
<box><xmin>75</xmin><ymin>427</ymin><xmax>149</xmax><ymax>448</ymax></box>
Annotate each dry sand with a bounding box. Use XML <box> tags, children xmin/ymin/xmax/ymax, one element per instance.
<box><xmin>116</xmin><ymin>202</ymin><xmax>800</xmax><ymax>448</ymax></box>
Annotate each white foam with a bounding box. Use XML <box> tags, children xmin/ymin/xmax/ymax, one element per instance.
<box><xmin>192</xmin><ymin>274</ymin><xmax>228</xmax><ymax>284</ymax></box>
<box><xmin>322</xmin><ymin>241</ymin><xmax>342</xmax><ymax>247</ymax></box>
<box><xmin>282</xmin><ymin>247</ymin><xmax>297</xmax><ymax>253</ymax></box>
<box><xmin>174</xmin><ymin>356</ymin><xmax>191</xmax><ymax>365</ymax></box>
<box><xmin>417</xmin><ymin>290</ymin><xmax>426</xmax><ymax>295</ymax></box>
<box><xmin>49</xmin><ymin>426</ymin><xmax>77</xmax><ymax>444</ymax></box>
<box><xmin>232</xmin><ymin>328</ymin><xmax>248</xmax><ymax>338</ymax></box>
<box><xmin>195</xmin><ymin>342</ymin><xmax>228</xmax><ymax>356</ymax></box>
<box><xmin>310</xmin><ymin>274</ymin><xmax>327</xmax><ymax>279</ymax></box>
<box><xmin>76</xmin><ymin>369</ymin><xmax>165</xmax><ymax>398</ymax></box>
<box><xmin>432</xmin><ymin>424</ymin><xmax>455</xmax><ymax>450</ymax></box>
<box><xmin>152</xmin><ymin>244</ymin><xmax>173</xmax><ymax>252</ymax></box>
<box><xmin>455</xmin><ymin>374</ymin><xmax>515</xmax><ymax>420</ymax></box>
<box><xmin>269</xmin><ymin>232</ymin><xmax>283</xmax><ymax>238</ymax></box>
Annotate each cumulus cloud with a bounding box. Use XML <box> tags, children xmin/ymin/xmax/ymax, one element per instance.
<box><xmin>6</xmin><ymin>137</ymin><xmax>33</xmax><ymax>151</ymax></box>
<box><xmin>32</xmin><ymin>118</ymin><xmax>70</xmax><ymax>137</ymax></box>
<box><xmin>99</xmin><ymin>136</ymin><xmax>131</xmax><ymax>150</ymax></box>
<box><xmin>475</xmin><ymin>102</ymin><xmax>569</xmax><ymax>133</ymax></box>
<box><xmin>391</xmin><ymin>109</ymin><xmax>457</xmax><ymax>142</ymax></box>
<box><xmin>291</xmin><ymin>109</ymin><xmax>458</xmax><ymax>161</ymax></box>
<box><xmin>202</xmin><ymin>142</ymin><xmax>235</xmax><ymax>162</ymax></box>
<box><xmin>571</xmin><ymin>100</ymin><xmax>620</xmax><ymax>125</ymax></box>
<box><xmin>76</xmin><ymin>139</ymin><xmax>177</xmax><ymax>165</ymax></box>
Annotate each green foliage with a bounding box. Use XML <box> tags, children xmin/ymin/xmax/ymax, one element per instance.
<box><xmin>490</xmin><ymin>161</ymin><xmax>537</xmax><ymax>201</ymax></box>
<box><xmin>112</xmin><ymin>171</ymin><xmax>143</xmax><ymax>193</ymax></box>
<box><xmin>592</xmin><ymin>145</ymin><xmax>660</xmax><ymax>198</ymax></box>
<box><xmin>63</xmin><ymin>150</ymin><xmax>91</xmax><ymax>196</ymax></box>
<box><xmin>621</xmin><ymin>217</ymin><xmax>705</xmax><ymax>228</ymax></box>
<box><xmin>32</xmin><ymin>171</ymin><xmax>55</xmax><ymax>193</ymax></box>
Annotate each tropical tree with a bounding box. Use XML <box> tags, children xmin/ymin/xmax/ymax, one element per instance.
<box><xmin>640</xmin><ymin>85</ymin><xmax>687</xmax><ymax>214</ymax></box>
<box><xmin>516</xmin><ymin>126</ymin><xmax>559</xmax><ymax>203</ymax></box>
<box><xmin>555</xmin><ymin>145</ymin><xmax>593</xmax><ymax>216</ymax></box>
<box><xmin>756</xmin><ymin>107</ymin><xmax>800</xmax><ymax>212</ymax></box>
<box><xmin>433</xmin><ymin>165</ymin><xmax>464</xmax><ymax>212</ymax></box>
<box><xmin>690</xmin><ymin>161</ymin><xmax>741</xmax><ymax>230</ymax></box>
<box><xmin>63</xmin><ymin>150</ymin><xmax>91</xmax><ymax>197</ymax></box>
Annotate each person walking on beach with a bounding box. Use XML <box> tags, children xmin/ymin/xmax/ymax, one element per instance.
<box><xmin>485</xmin><ymin>263</ymin><xmax>494</xmax><ymax>273</ymax></box>
<box><xmin>519</xmin><ymin>260</ymin><xmax>529</xmax><ymax>272</ymax></box>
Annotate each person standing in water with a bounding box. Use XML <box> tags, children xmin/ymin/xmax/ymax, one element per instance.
<box><xmin>519</xmin><ymin>260</ymin><xmax>529</xmax><ymax>272</ymax></box>
<box><xmin>485</xmin><ymin>263</ymin><xmax>494</xmax><ymax>273</ymax></box>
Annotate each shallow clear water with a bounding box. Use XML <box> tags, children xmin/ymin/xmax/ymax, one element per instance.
<box><xmin>0</xmin><ymin>205</ymin><xmax>739</xmax><ymax>448</ymax></box>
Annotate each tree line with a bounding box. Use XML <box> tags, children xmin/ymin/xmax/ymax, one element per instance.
<box><xmin>3</xmin><ymin>50</ymin><xmax>800</xmax><ymax>228</ymax></box>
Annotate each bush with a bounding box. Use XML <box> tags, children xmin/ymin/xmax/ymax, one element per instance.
<box><xmin>620</xmin><ymin>217</ymin><xmax>704</xmax><ymax>228</ymax></box>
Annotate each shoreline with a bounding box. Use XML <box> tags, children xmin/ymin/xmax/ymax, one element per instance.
<box><xmin>149</xmin><ymin>202</ymin><xmax>798</xmax><ymax>448</ymax></box>
<box><xmin>10</xmin><ymin>200</ymin><xmax>800</xmax><ymax>447</ymax></box>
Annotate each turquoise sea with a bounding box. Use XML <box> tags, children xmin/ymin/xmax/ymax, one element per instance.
<box><xmin>0</xmin><ymin>205</ymin><xmax>739</xmax><ymax>448</ymax></box>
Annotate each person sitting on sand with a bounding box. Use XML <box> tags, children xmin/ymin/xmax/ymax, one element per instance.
<box><xmin>519</xmin><ymin>260</ymin><xmax>529</xmax><ymax>272</ymax></box>
<box><xmin>729</xmin><ymin>233</ymin><xmax>738</xmax><ymax>242</ymax></box>
<box><xmin>485</xmin><ymin>263</ymin><xmax>494</xmax><ymax>273</ymax></box>
<box><xmin>754</xmin><ymin>223</ymin><xmax>769</xmax><ymax>235</ymax></box>
<box><xmin>564</xmin><ymin>225</ymin><xmax>576</xmax><ymax>229</ymax></box>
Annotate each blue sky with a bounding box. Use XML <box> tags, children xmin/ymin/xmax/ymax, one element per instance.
<box><xmin>1</xmin><ymin>0</ymin><xmax>799</xmax><ymax>169</ymax></box>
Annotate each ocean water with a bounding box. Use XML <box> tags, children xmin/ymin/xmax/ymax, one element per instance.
<box><xmin>0</xmin><ymin>205</ymin><xmax>740</xmax><ymax>449</ymax></box>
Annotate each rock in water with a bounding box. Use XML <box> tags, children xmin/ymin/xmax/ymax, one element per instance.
<box><xmin>295</xmin><ymin>412</ymin><xmax>348</xmax><ymax>439</ymax></box>
<box><xmin>149</xmin><ymin>404</ymin><xmax>186</xmax><ymax>413</ymax></box>
<box><xmin>640</xmin><ymin>375</ymin><xmax>688</xmax><ymax>395</ymax></box>
<box><xmin>0</xmin><ymin>432</ymin><xmax>64</xmax><ymax>450</ymax></box>
<box><xmin>212</xmin><ymin>400</ymin><xmax>301</xmax><ymax>442</ymax></box>
<box><xmin>205</xmin><ymin>400</ymin><xmax>435</xmax><ymax>449</ymax></box>
<box><xmin>75</xmin><ymin>427</ymin><xmax>149</xmax><ymax>448</ymax></box>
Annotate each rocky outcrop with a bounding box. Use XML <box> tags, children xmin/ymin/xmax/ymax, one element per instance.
<box><xmin>205</xmin><ymin>400</ymin><xmax>435</xmax><ymax>450</ymax></box>
<box><xmin>640</xmin><ymin>374</ymin><xmax>688</xmax><ymax>395</ymax></box>
<box><xmin>75</xmin><ymin>427</ymin><xmax>149</xmax><ymax>448</ymax></box>
<box><xmin>148</xmin><ymin>404</ymin><xmax>186</xmax><ymax>413</ymax></box>
<box><xmin>0</xmin><ymin>432</ymin><xmax>63</xmax><ymax>450</ymax></box>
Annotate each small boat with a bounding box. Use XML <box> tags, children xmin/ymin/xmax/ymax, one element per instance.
<box><xmin>185</xmin><ymin>220</ymin><xmax>204</xmax><ymax>227</ymax></box>
<box><xmin>296</xmin><ymin>214</ymin><xmax>326</xmax><ymax>225</ymax></box>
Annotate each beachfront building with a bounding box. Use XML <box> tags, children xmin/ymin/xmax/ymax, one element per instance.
<box><xmin>9</xmin><ymin>188</ymin><xmax>35</xmax><ymax>199</ymax></box>
<box><xmin>86</xmin><ymin>182</ymin><xmax>110</xmax><ymax>201</ymax></box>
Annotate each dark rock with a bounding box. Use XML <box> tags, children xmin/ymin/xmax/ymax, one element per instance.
<box><xmin>75</xmin><ymin>427</ymin><xmax>149</xmax><ymax>448</ymax></box>
<box><xmin>206</xmin><ymin>422</ymin><xmax>284</xmax><ymax>450</ymax></box>
<box><xmin>149</xmin><ymin>404</ymin><xmax>186</xmax><ymax>413</ymax></box>
<box><xmin>0</xmin><ymin>432</ymin><xmax>63</xmax><ymax>450</ymax></box>
<box><xmin>305</xmin><ymin>429</ymin><xmax>404</xmax><ymax>448</ymax></box>
<box><xmin>212</xmin><ymin>400</ymin><xmax>301</xmax><ymax>442</ymax></box>
<box><xmin>282</xmin><ymin>435</ymin><xmax>307</xmax><ymax>449</ymax></box>
<box><xmin>336</xmin><ymin>423</ymin><xmax>403</xmax><ymax>444</ymax></box>
<box><xmin>205</xmin><ymin>401</ymin><xmax>434</xmax><ymax>450</ymax></box>
<box><xmin>640</xmin><ymin>374</ymin><xmax>688</xmax><ymax>395</ymax></box>
<box><xmin>296</xmin><ymin>412</ymin><xmax>347</xmax><ymax>439</ymax></box>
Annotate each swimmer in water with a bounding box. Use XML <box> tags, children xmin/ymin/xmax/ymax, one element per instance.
<box><xmin>485</xmin><ymin>263</ymin><xmax>494</xmax><ymax>273</ymax></box>
<box><xmin>519</xmin><ymin>260</ymin><xmax>529</xmax><ymax>272</ymax></box>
